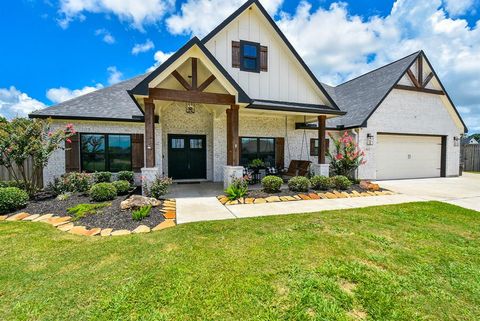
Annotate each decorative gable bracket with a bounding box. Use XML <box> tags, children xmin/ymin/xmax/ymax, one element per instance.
<box><xmin>394</xmin><ymin>55</ymin><xmax>445</xmax><ymax>95</ymax></box>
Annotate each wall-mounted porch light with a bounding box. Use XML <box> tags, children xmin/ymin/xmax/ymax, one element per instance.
<box><xmin>185</xmin><ymin>102</ymin><xmax>196</xmax><ymax>114</ymax></box>
<box><xmin>367</xmin><ymin>133</ymin><xmax>374</xmax><ymax>146</ymax></box>
<box><xmin>454</xmin><ymin>136</ymin><xmax>460</xmax><ymax>147</ymax></box>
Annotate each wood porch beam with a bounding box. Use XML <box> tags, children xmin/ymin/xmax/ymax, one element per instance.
<box><xmin>144</xmin><ymin>99</ymin><xmax>156</xmax><ymax>168</ymax></box>
<box><xmin>406</xmin><ymin>69</ymin><xmax>421</xmax><ymax>88</ymax></box>
<box><xmin>417</xmin><ymin>56</ymin><xmax>423</xmax><ymax>86</ymax></box>
<box><xmin>149</xmin><ymin>88</ymin><xmax>235</xmax><ymax>105</ymax></box>
<box><xmin>318</xmin><ymin>115</ymin><xmax>326</xmax><ymax>164</ymax></box>
<box><xmin>394</xmin><ymin>84</ymin><xmax>444</xmax><ymax>95</ymax></box>
<box><xmin>226</xmin><ymin>104</ymin><xmax>240</xmax><ymax>166</ymax></box>
<box><xmin>197</xmin><ymin>75</ymin><xmax>216</xmax><ymax>92</ymax></box>
<box><xmin>191</xmin><ymin>58</ymin><xmax>198</xmax><ymax>90</ymax></box>
<box><xmin>171</xmin><ymin>70</ymin><xmax>191</xmax><ymax>91</ymax></box>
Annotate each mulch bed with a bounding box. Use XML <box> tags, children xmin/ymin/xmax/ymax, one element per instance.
<box><xmin>246</xmin><ymin>184</ymin><xmax>370</xmax><ymax>199</ymax></box>
<box><xmin>14</xmin><ymin>192</ymin><xmax>166</xmax><ymax>230</ymax></box>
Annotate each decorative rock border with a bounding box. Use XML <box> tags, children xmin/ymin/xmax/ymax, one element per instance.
<box><xmin>0</xmin><ymin>199</ymin><xmax>177</xmax><ymax>237</ymax></box>
<box><xmin>217</xmin><ymin>190</ymin><xmax>395</xmax><ymax>206</ymax></box>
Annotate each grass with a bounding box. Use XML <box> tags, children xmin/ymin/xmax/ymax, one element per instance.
<box><xmin>67</xmin><ymin>202</ymin><xmax>111</xmax><ymax>221</ymax></box>
<box><xmin>1</xmin><ymin>201</ymin><xmax>479</xmax><ymax>320</ymax></box>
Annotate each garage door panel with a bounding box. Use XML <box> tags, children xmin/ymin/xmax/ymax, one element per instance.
<box><xmin>376</xmin><ymin>135</ymin><xmax>442</xmax><ymax>180</ymax></box>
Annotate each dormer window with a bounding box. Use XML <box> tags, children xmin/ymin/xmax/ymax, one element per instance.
<box><xmin>232</xmin><ymin>41</ymin><xmax>268</xmax><ymax>72</ymax></box>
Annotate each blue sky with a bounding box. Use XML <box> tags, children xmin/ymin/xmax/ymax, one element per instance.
<box><xmin>0</xmin><ymin>0</ymin><xmax>479</xmax><ymax>132</ymax></box>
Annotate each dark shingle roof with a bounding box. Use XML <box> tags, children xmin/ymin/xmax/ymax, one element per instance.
<box><xmin>326</xmin><ymin>51</ymin><xmax>420</xmax><ymax>128</ymax></box>
<box><xmin>30</xmin><ymin>74</ymin><xmax>148</xmax><ymax>122</ymax></box>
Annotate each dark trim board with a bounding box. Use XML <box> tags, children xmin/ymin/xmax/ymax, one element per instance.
<box><xmin>29</xmin><ymin>114</ymin><xmax>161</xmax><ymax>123</ymax></box>
<box><xmin>377</xmin><ymin>132</ymin><xmax>445</xmax><ymax>138</ymax></box>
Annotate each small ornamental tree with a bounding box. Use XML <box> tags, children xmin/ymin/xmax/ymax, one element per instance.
<box><xmin>327</xmin><ymin>131</ymin><xmax>366</xmax><ymax>179</ymax></box>
<box><xmin>0</xmin><ymin>117</ymin><xmax>75</xmax><ymax>197</ymax></box>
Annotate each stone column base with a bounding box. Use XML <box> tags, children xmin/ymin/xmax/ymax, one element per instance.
<box><xmin>311</xmin><ymin>164</ymin><xmax>330</xmax><ymax>177</ymax></box>
<box><xmin>141</xmin><ymin>167</ymin><xmax>161</xmax><ymax>195</ymax></box>
<box><xmin>223</xmin><ymin>166</ymin><xmax>244</xmax><ymax>189</ymax></box>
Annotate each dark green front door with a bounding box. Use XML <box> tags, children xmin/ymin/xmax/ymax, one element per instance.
<box><xmin>168</xmin><ymin>134</ymin><xmax>207</xmax><ymax>180</ymax></box>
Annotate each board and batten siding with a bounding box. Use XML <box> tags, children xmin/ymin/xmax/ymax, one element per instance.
<box><xmin>204</xmin><ymin>6</ymin><xmax>326</xmax><ymax>105</ymax></box>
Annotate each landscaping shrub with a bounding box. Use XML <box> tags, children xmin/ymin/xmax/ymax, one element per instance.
<box><xmin>0</xmin><ymin>187</ymin><xmax>29</xmax><ymax>214</ymax></box>
<box><xmin>146</xmin><ymin>176</ymin><xmax>173</xmax><ymax>199</ymax></box>
<box><xmin>56</xmin><ymin>193</ymin><xmax>72</xmax><ymax>201</ymax></box>
<box><xmin>327</xmin><ymin>131</ymin><xmax>366</xmax><ymax>178</ymax></box>
<box><xmin>113</xmin><ymin>180</ymin><xmax>131</xmax><ymax>195</ymax></box>
<box><xmin>261</xmin><ymin>175</ymin><xmax>283</xmax><ymax>193</ymax></box>
<box><xmin>67</xmin><ymin>203</ymin><xmax>111</xmax><ymax>221</ymax></box>
<box><xmin>331</xmin><ymin>175</ymin><xmax>352</xmax><ymax>190</ymax></box>
<box><xmin>117</xmin><ymin>171</ymin><xmax>135</xmax><ymax>184</ymax></box>
<box><xmin>89</xmin><ymin>183</ymin><xmax>117</xmax><ymax>202</ymax></box>
<box><xmin>288</xmin><ymin>176</ymin><xmax>310</xmax><ymax>192</ymax></box>
<box><xmin>310</xmin><ymin>175</ymin><xmax>333</xmax><ymax>191</ymax></box>
<box><xmin>225</xmin><ymin>178</ymin><xmax>248</xmax><ymax>200</ymax></box>
<box><xmin>93</xmin><ymin>171</ymin><xmax>112</xmax><ymax>183</ymax></box>
<box><xmin>132</xmin><ymin>205</ymin><xmax>152</xmax><ymax>221</ymax></box>
<box><xmin>47</xmin><ymin>172</ymin><xmax>92</xmax><ymax>195</ymax></box>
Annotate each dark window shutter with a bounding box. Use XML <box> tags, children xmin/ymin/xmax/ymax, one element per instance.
<box><xmin>310</xmin><ymin>138</ymin><xmax>330</xmax><ymax>156</ymax></box>
<box><xmin>65</xmin><ymin>133</ymin><xmax>80</xmax><ymax>173</ymax></box>
<box><xmin>275</xmin><ymin>137</ymin><xmax>285</xmax><ymax>168</ymax></box>
<box><xmin>232</xmin><ymin>41</ymin><xmax>240</xmax><ymax>68</ymax></box>
<box><xmin>132</xmin><ymin>134</ymin><xmax>145</xmax><ymax>173</ymax></box>
<box><xmin>260</xmin><ymin>46</ymin><xmax>268</xmax><ymax>72</ymax></box>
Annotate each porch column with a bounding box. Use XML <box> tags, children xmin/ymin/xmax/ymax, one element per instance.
<box><xmin>226</xmin><ymin>104</ymin><xmax>239</xmax><ymax>166</ymax></box>
<box><xmin>318</xmin><ymin>115</ymin><xmax>327</xmax><ymax>164</ymax></box>
<box><xmin>144</xmin><ymin>99</ymin><xmax>156</xmax><ymax>168</ymax></box>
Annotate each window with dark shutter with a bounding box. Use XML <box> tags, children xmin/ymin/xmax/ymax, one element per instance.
<box><xmin>65</xmin><ymin>133</ymin><xmax>80</xmax><ymax>173</ymax></box>
<box><xmin>232</xmin><ymin>41</ymin><xmax>240</xmax><ymax>68</ymax></box>
<box><xmin>260</xmin><ymin>46</ymin><xmax>268</xmax><ymax>72</ymax></box>
<box><xmin>310</xmin><ymin>138</ymin><xmax>330</xmax><ymax>157</ymax></box>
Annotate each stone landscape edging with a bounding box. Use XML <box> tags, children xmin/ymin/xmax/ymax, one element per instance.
<box><xmin>217</xmin><ymin>190</ymin><xmax>395</xmax><ymax>206</ymax></box>
<box><xmin>0</xmin><ymin>199</ymin><xmax>177</xmax><ymax>237</ymax></box>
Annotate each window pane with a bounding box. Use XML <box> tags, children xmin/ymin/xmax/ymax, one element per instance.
<box><xmin>172</xmin><ymin>138</ymin><xmax>184</xmax><ymax>149</ymax></box>
<box><xmin>109</xmin><ymin>154</ymin><xmax>131</xmax><ymax>172</ymax></box>
<box><xmin>81</xmin><ymin>134</ymin><xmax>105</xmax><ymax>153</ymax></box>
<box><xmin>82</xmin><ymin>153</ymin><xmax>106</xmax><ymax>172</ymax></box>
<box><xmin>243</xmin><ymin>58</ymin><xmax>257</xmax><ymax>71</ymax></box>
<box><xmin>259</xmin><ymin>138</ymin><xmax>275</xmax><ymax>153</ymax></box>
<box><xmin>109</xmin><ymin>135</ymin><xmax>131</xmax><ymax>154</ymax></box>
<box><xmin>243</xmin><ymin>44</ymin><xmax>257</xmax><ymax>57</ymax></box>
<box><xmin>190</xmin><ymin>138</ymin><xmax>203</xmax><ymax>149</ymax></box>
<box><xmin>108</xmin><ymin>135</ymin><xmax>132</xmax><ymax>172</ymax></box>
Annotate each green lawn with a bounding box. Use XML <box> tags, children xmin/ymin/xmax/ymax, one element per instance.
<box><xmin>1</xmin><ymin>202</ymin><xmax>479</xmax><ymax>321</ymax></box>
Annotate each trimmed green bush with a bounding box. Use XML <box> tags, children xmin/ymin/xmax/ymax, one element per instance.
<box><xmin>93</xmin><ymin>172</ymin><xmax>112</xmax><ymax>183</ymax></box>
<box><xmin>149</xmin><ymin>176</ymin><xmax>173</xmax><ymax>199</ymax></box>
<box><xmin>310</xmin><ymin>175</ymin><xmax>333</xmax><ymax>191</ymax></box>
<box><xmin>132</xmin><ymin>205</ymin><xmax>152</xmax><ymax>221</ymax></box>
<box><xmin>117</xmin><ymin>171</ymin><xmax>135</xmax><ymax>184</ymax></box>
<box><xmin>0</xmin><ymin>187</ymin><xmax>29</xmax><ymax>214</ymax></box>
<box><xmin>225</xmin><ymin>178</ymin><xmax>248</xmax><ymax>201</ymax></box>
<box><xmin>112</xmin><ymin>180</ymin><xmax>131</xmax><ymax>195</ymax></box>
<box><xmin>288</xmin><ymin>176</ymin><xmax>310</xmax><ymax>192</ymax></box>
<box><xmin>89</xmin><ymin>183</ymin><xmax>117</xmax><ymax>202</ymax></box>
<box><xmin>331</xmin><ymin>175</ymin><xmax>352</xmax><ymax>190</ymax></box>
<box><xmin>261</xmin><ymin>175</ymin><xmax>283</xmax><ymax>193</ymax></box>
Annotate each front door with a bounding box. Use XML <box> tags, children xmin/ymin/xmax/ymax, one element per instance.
<box><xmin>168</xmin><ymin>134</ymin><xmax>207</xmax><ymax>180</ymax></box>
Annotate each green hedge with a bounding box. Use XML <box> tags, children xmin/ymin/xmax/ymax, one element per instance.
<box><xmin>90</xmin><ymin>183</ymin><xmax>117</xmax><ymax>202</ymax></box>
<box><xmin>0</xmin><ymin>187</ymin><xmax>29</xmax><ymax>214</ymax></box>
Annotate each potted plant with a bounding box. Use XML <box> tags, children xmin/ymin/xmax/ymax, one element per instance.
<box><xmin>248</xmin><ymin>158</ymin><xmax>265</xmax><ymax>173</ymax></box>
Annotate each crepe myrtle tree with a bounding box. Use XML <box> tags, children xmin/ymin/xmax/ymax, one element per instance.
<box><xmin>0</xmin><ymin>117</ymin><xmax>75</xmax><ymax>197</ymax></box>
<box><xmin>327</xmin><ymin>131</ymin><xmax>366</xmax><ymax>179</ymax></box>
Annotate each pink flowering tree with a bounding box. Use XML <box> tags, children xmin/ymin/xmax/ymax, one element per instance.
<box><xmin>327</xmin><ymin>131</ymin><xmax>366</xmax><ymax>179</ymax></box>
<box><xmin>0</xmin><ymin>117</ymin><xmax>75</xmax><ymax>196</ymax></box>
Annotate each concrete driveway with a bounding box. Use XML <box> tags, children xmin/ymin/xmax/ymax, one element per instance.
<box><xmin>376</xmin><ymin>172</ymin><xmax>480</xmax><ymax>212</ymax></box>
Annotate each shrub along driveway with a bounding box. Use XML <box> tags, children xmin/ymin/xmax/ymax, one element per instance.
<box><xmin>1</xmin><ymin>202</ymin><xmax>479</xmax><ymax>320</ymax></box>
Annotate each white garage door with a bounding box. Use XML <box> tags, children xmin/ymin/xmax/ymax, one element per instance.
<box><xmin>376</xmin><ymin>134</ymin><xmax>442</xmax><ymax>180</ymax></box>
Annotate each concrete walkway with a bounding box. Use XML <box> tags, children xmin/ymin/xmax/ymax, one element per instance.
<box><xmin>175</xmin><ymin>173</ymin><xmax>480</xmax><ymax>224</ymax></box>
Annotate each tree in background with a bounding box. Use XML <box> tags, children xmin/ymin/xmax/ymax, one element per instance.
<box><xmin>0</xmin><ymin>117</ymin><xmax>75</xmax><ymax>197</ymax></box>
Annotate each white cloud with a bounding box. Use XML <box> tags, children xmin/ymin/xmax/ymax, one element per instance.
<box><xmin>147</xmin><ymin>50</ymin><xmax>174</xmax><ymax>72</ymax></box>
<box><xmin>132</xmin><ymin>39</ymin><xmax>155</xmax><ymax>55</ymax></box>
<box><xmin>166</xmin><ymin>0</ymin><xmax>284</xmax><ymax>37</ymax></box>
<box><xmin>443</xmin><ymin>0</ymin><xmax>476</xmax><ymax>16</ymax></box>
<box><xmin>46</xmin><ymin>84</ymin><xmax>103</xmax><ymax>104</ymax></box>
<box><xmin>107</xmin><ymin>66</ymin><xmax>123</xmax><ymax>85</ymax></box>
<box><xmin>57</xmin><ymin>0</ymin><xmax>175</xmax><ymax>30</ymax></box>
<box><xmin>95</xmin><ymin>28</ymin><xmax>115</xmax><ymax>44</ymax></box>
<box><xmin>0</xmin><ymin>87</ymin><xmax>47</xmax><ymax>119</ymax></box>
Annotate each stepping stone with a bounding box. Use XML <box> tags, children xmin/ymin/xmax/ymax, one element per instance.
<box><xmin>40</xmin><ymin>216</ymin><xmax>59</xmax><ymax>223</ymax></box>
<box><xmin>333</xmin><ymin>191</ymin><xmax>347</xmax><ymax>198</ymax></box>
<box><xmin>298</xmin><ymin>194</ymin><xmax>311</xmax><ymax>200</ymax></box>
<box><xmin>360</xmin><ymin>192</ymin><xmax>370</xmax><ymax>197</ymax></box>
<box><xmin>226</xmin><ymin>200</ymin><xmax>239</xmax><ymax>205</ymax></box>
<box><xmin>279</xmin><ymin>196</ymin><xmax>290</xmax><ymax>201</ymax></box>
<box><xmin>161</xmin><ymin>206</ymin><xmax>176</xmax><ymax>212</ymax></box>
<box><xmin>100</xmin><ymin>228</ymin><xmax>113</xmax><ymax>237</ymax></box>
<box><xmin>244</xmin><ymin>198</ymin><xmax>255</xmax><ymax>204</ymax></box>
<box><xmin>69</xmin><ymin>226</ymin><xmax>89</xmax><ymax>236</ymax></box>
<box><xmin>325</xmin><ymin>192</ymin><xmax>337</xmax><ymax>199</ymax></box>
<box><xmin>237</xmin><ymin>197</ymin><xmax>245</xmax><ymax>204</ymax></box>
<box><xmin>217</xmin><ymin>195</ymin><xmax>226</xmax><ymax>200</ymax></box>
<box><xmin>317</xmin><ymin>193</ymin><xmax>328</xmax><ymax>199</ymax></box>
<box><xmin>219</xmin><ymin>197</ymin><xmax>229</xmax><ymax>205</ymax></box>
<box><xmin>254</xmin><ymin>198</ymin><xmax>266</xmax><ymax>204</ymax></box>
<box><xmin>111</xmin><ymin>230</ymin><xmax>131</xmax><ymax>236</ymax></box>
<box><xmin>85</xmin><ymin>228</ymin><xmax>101</xmax><ymax>236</ymax></box>
<box><xmin>284</xmin><ymin>196</ymin><xmax>297</xmax><ymax>201</ymax></box>
<box><xmin>58</xmin><ymin>223</ymin><xmax>74</xmax><ymax>232</ymax></box>
<box><xmin>6</xmin><ymin>213</ymin><xmax>30</xmax><ymax>221</ymax></box>
<box><xmin>266</xmin><ymin>196</ymin><xmax>281</xmax><ymax>203</ymax></box>
<box><xmin>0</xmin><ymin>215</ymin><xmax>7</xmax><ymax>221</ymax></box>
<box><xmin>308</xmin><ymin>193</ymin><xmax>320</xmax><ymax>200</ymax></box>
<box><xmin>163</xmin><ymin>211</ymin><xmax>176</xmax><ymax>219</ymax></box>
<box><xmin>351</xmin><ymin>190</ymin><xmax>361</xmax><ymax>197</ymax></box>
<box><xmin>23</xmin><ymin>214</ymin><xmax>40</xmax><ymax>221</ymax></box>
<box><xmin>46</xmin><ymin>216</ymin><xmax>72</xmax><ymax>227</ymax></box>
<box><xmin>293</xmin><ymin>195</ymin><xmax>302</xmax><ymax>200</ymax></box>
<box><xmin>32</xmin><ymin>214</ymin><xmax>53</xmax><ymax>222</ymax></box>
<box><xmin>133</xmin><ymin>225</ymin><xmax>151</xmax><ymax>234</ymax></box>
<box><xmin>152</xmin><ymin>220</ymin><xmax>176</xmax><ymax>231</ymax></box>
<box><xmin>163</xmin><ymin>201</ymin><xmax>176</xmax><ymax>206</ymax></box>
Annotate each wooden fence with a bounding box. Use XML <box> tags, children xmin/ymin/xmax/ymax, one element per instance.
<box><xmin>462</xmin><ymin>144</ymin><xmax>480</xmax><ymax>172</ymax></box>
<box><xmin>0</xmin><ymin>158</ymin><xmax>43</xmax><ymax>187</ymax></box>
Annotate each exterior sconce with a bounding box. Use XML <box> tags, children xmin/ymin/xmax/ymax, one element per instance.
<box><xmin>367</xmin><ymin>133</ymin><xmax>374</xmax><ymax>146</ymax></box>
<box><xmin>185</xmin><ymin>102</ymin><xmax>196</xmax><ymax>114</ymax></box>
<box><xmin>454</xmin><ymin>136</ymin><xmax>460</xmax><ymax>147</ymax></box>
